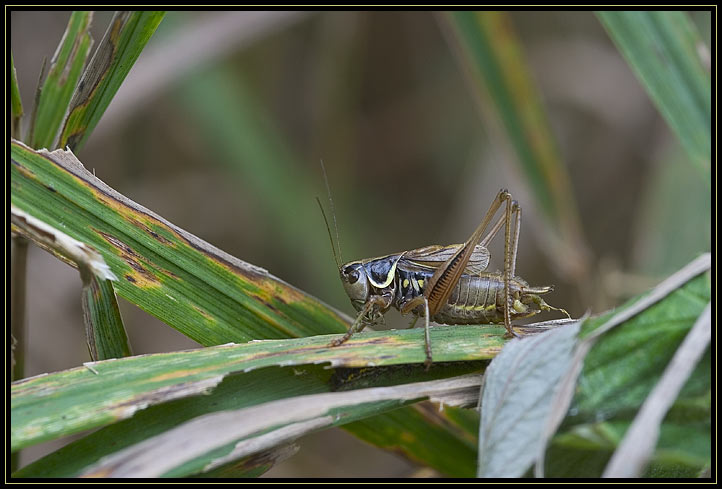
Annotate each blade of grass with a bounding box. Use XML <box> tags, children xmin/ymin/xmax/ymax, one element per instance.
<box><xmin>441</xmin><ymin>11</ymin><xmax>589</xmax><ymax>282</ymax></box>
<box><xmin>596</xmin><ymin>11</ymin><xmax>711</xmax><ymax>175</ymax></box>
<box><xmin>11</xmin><ymin>205</ymin><xmax>130</xmax><ymax>361</ymax></box>
<box><xmin>15</xmin><ymin>361</ymin><xmax>484</xmax><ymax>477</ymax></box>
<box><xmin>10</xmin><ymin>236</ymin><xmax>28</xmax><ymax>382</ymax></box>
<box><xmin>14</xmin><ymin>366</ymin><xmax>333</xmax><ymax>477</ymax></box>
<box><xmin>11</xmin><ymin>141</ymin><xmax>350</xmax><ymax>346</ymax></box>
<box><xmin>27</xmin><ymin>11</ymin><xmax>93</xmax><ymax>150</ymax></box>
<box><xmin>11</xmin><ymin>52</ymin><xmax>24</xmax><ymax>139</ymax></box>
<box><xmin>81</xmin><ymin>277</ymin><xmax>132</xmax><ymax>360</ymax></box>
<box><xmin>58</xmin><ymin>11</ymin><xmax>165</xmax><ymax>151</ymax></box>
<box><xmin>79</xmin><ymin>374</ymin><xmax>481</xmax><ymax>477</ymax></box>
<box><xmin>11</xmin><ymin>322</ymin><xmax>503</xmax><ymax>452</ymax></box>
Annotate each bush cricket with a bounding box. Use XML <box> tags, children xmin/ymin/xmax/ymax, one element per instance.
<box><xmin>319</xmin><ymin>179</ymin><xmax>569</xmax><ymax>369</ymax></box>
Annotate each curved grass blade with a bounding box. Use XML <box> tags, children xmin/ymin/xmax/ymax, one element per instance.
<box><xmin>10</xmin><ymin>323</ymin><xmax>503</xmax><ymax>452</ymax></box>
<box><xmin>11</xmin><ymin>52</ymin><xmax>24</xmax><ymax>139</ymax></box>
<box><xmin>10</xmin><ymin>141</ymin><xmax>350</xmax><ymax>346</ymax></box>
<box><xmin>15</xmin><ymin>361</ymin><xmax>484</xmax><ymax>477</ymax></box>
<box><xmin>14</xmin><ymin>366</ymin><xmax>332</xmax><ymax>477</ymax></box>
<box><xmin>28</xmin><ymin>11</ymin><xmax>93</xmax><ymax>150</ymax></box>
<box><xmin>79</xmin><ymin>374</ymin><xmax>481</xmax><ymax>477</ymax></box>
<box><xmin>58</xmin><ymin>11</ymin><xmax>165</xmax><ymax>151</ymax></box>
<box><xmin>11</xmin><ymin>205</ymin><xmax>130</xmax><ymax>361</ymax></box>
<box><xmin>596</xmin><ymin>11</ymin><xmax>711</xmax><ymax>175</ymax></box>
<box><xmin>441</xmin><ymin>11</ymin><xmax>589</xmax><ymax>280</ymax></box>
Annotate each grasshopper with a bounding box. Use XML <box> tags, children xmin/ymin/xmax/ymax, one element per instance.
<box><xmin>320</xmin><ymin>184</ymin><xmax>568</xmax><ymax>369</ymax></box>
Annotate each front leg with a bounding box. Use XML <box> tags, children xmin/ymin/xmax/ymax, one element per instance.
<box><xmin>400</xmin><ymin>296</ymin><xmax>433</xmax><ymax>370</ymax></box>
<box><xmin>329</xmin><ymin>295</ymin><xmax>390</xmax><ymax>347</ymax></box>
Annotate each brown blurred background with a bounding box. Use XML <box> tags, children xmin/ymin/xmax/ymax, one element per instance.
<box><xmin>10</xmin><ymin>10</ymin><xmax>711</xmax><ymax>477</ymax></box>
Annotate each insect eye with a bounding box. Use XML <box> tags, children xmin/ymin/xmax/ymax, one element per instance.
<box><xmin>346</xmin><ymin>269</ymin><xmax>360</xmax><ymax>284</ymax></box>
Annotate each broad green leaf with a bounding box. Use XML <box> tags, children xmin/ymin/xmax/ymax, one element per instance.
<box><xmin>58</xmin><ymin>11</ymin><xmax>166</xmax><ymax>151</ymax></box>
<box><xmin>572</xmin><ymin>272</ymin><xmax>709</xmax><ymax>420</ymax></box>
<box><xmin>10</xmin><ymin>141</ymin><xmax>349</xmax><ymax>346</ymax></box>
<box><xmin>28</xmin><ymin>11</ymin><xmax>93</xmax><ymax>150</ymax></box>
<box><xmin>11</xmin><ymin>324</ymin><xmax>502</xmax><ymax>451</ymax></box>
<box><xmin>477</xmin><ymin>321</ymin><xmax>582</xmax><ymax>477</ymax></box>
<box><xmin>603</xmin><ymin>303</ymin><xmax>709</xmax><ymax>477</ymax></box>
<box><xmin>11</xmin><ymin>52</ymin><xmax>23</xmax><ymax>138</ymax></box>
<box><xmin>542</xmin><ymin>269</ymin><xmax>711</xmax><ymax>477</ymax></box>
<box><xmin>443</xmin><ymin>11</ymin><xmax>588</xmax><ymax>279</ymax></box>
<box><xmin>596</xmin><ymin>11</ymin><xmax>711</xmax><ymax>174</ymax></box>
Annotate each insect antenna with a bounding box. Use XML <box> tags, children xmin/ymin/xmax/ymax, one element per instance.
<box><xmin>317</xmin><ymin>159</ymin><xmax>344</xmax><ymax>269</ymax></box>
<box><xmin>316</xmin><ymin>197</ymin><xmax>342</xmax><ymax>269</ymax></box>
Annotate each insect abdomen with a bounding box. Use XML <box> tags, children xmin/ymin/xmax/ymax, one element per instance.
<box><xmin>432</xmin><ymin>274</ymin><xmax>506</xmax><ymax>324</ymax></box>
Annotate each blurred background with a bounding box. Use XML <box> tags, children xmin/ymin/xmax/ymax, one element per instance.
<box><xmin>10</xmin><ymin>10</ymin><xmax>711</xmax><ymax>477</ymax></box>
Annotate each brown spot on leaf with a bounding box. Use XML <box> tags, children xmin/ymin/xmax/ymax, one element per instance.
<box><xmin>11</xmin><ymin>158</ymin><xmax>36</xmax><ymax>179</ymax></box>
<box><xmin>95</xmin><ymin>229</ymin><xmax>160</xmax><ymax>288</ymax></box>
<box><xmin>191</xmin><ymin>304</ymin><xmax>214</xmax><ymax>322</ymax></box>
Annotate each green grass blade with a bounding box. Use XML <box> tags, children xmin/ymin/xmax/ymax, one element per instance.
<box><xmin>11</xmin><ymin>141</ymin><xmax>349</xmax><ymax>346</ymax></box>
<box><xmin>77</xmin><ymin>374</ymin><xmax>479</xmax><ymax>477</ymax></box>
<box><xmin>596</xmin><ymin>11</ymin><xmax>711</xmax><ymax>174</ymax></box>
<box><xmin>11</xmin><ymin>52</ymin><xmax>24</xmax><ymax>139</ymax></box>
<box><xmin>14</xmin><ymin>366</ymin><xmax>333</xmax><ymax>477</ymax></box>
<box><xmin>82</xmin><ymin>277</ymin><xmax>132</xmax><ymax>360</ymax></box>
<box><xmin>58</xmin><ymin>11</ymin><xmax>166</xmax><ymax>151</ymax></box>
<box><xmin>15</xmin><ymin>361</ymin><xmax>483</xmax><ymax>477</ymax></box>
<box><xmin>443</xmin><ymin>11</ymin><xmax>589</xmax><ymax>278</ymax></box>
<box><xmin>10</xmin><ymin>323</ymin><xmax>502</xmax><ymax>451</ymax></box>
<box><xmin>28</xmin><ymin>11</ymin><xmax>93</xmax><ymax>150</ymax></box>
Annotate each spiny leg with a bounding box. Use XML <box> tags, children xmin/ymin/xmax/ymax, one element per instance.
<box><xmin>400</xmin><ymin>296</ymin><xmax>433</xmax><ymax>369</ymax></box>
<box><xmin>502</xmin><ymin>194</ymin><xmax>523</xmax><ymax>338</ymax></box>
<box><xmin>422</xmin><ymin>297</ymin><xmax>432</xmax><ymax>370</ymax></box>
<box><xmin>328</xmin><ymin>297</ymin><xmax>383</xmax><ymax>347</ymax></box>
<box><xmin>424</xmin><ymin>189</ymin><xmax>511</xmax><ymax>319</ymax></box>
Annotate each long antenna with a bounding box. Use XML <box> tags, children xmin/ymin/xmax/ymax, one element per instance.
<box><xmin>318</xmin><ymin>159</ymin><xmax>344</xmax><ymax>268</ymax></box>
<box><xmin>316</xmin><ymin>197</ymin><xmax>342</xmax><ymax>269</ymax></box>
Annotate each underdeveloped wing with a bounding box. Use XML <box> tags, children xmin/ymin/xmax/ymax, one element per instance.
<box><xmin>404</xmin><ymin>244</ymin><xmax>491</xmax><ymax>275</ymax></box>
